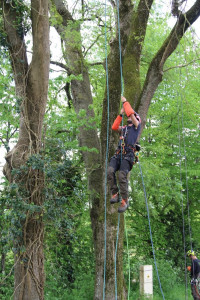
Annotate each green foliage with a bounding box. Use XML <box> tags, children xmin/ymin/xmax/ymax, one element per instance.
<box><xmin>125</xmin><ymin>259</ymin><xmax>193</xmax><ymax>300</ymax></box>
<box><xmin>0</xmin><ymin>251</ymin><xmax>14</xmax><ymax>299</ymax></box>
<box><xmin>45</xmin><ymin>269</ymin><xmax>94</xmax><ymax>300</ymax></box>
<box><xmin>44</xmin><ymin>210</ymin><xmax>94</xmax><ymax>300</ymax></box>
<box><xmin>0</xmin><ymin>52</ymin><xmax>19</xmax><ymax>150</ymax></box>
<box><xmin>130</xmin><ymin>284</ymin><xmax>193</xmax><ymax>300</ymax></box>
<box><xmin>0</xmin><ymin>1</ymin><xmax>31</xmax><ymax>49</ymax></box>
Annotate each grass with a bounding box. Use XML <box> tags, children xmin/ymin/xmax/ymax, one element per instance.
<box><xmin>129</xmin><ymin>284</ymin><xmax>193</xmax><ymax>300</ymax></box>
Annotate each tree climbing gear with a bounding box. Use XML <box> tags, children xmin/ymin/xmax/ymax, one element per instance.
<box><xmin>133</xmin><ymin>151</ymin><xmax>140</xmax><ymax>165</ymax></box>
<box><xmin>191</xmin><ymin>277</ymin><xmax>200</xmax><ymax>299</ymax></box>
<box><xmin>133</xmin><ymin>143</ymin><xmax>141</xmax><ymax>164</ymax></box>
<box><xmin>115</xmin><ymin>140</ymin><xmax>141</xmax><ymax>163</ymax></box>
<box><xmin>120</xmin><ymin>126</ymin><xmax>128</xmax><ymax>154</ymax></box>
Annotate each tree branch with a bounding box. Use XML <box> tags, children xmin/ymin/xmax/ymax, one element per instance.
<box><xmin>164</xmin><ymin>58</ymin><xmax>200</xmax><ymax>72</ymax></box>
<box><xmin>0</xmin><ymin>0</ymin><xmax>29</xmax><ymax>98</ymax></box>
<box><xmin>118</xmin><ymin>0</ymin><xmax>134</xmax><ymax>49</ymax></box>
<box><xmin>51</xmin><ymin>0</ymin><xmax>73</xmax><ymax>25</ymax></box>
<box><xmin>84</xmin><ymin>33</ymin><xmax>105</xmax><ymax>57</ymax></box>
<box><xmin>50</xmin><ymin>60</ymin><xmax>71</xmax><ymax>74</ymax></box>
<box><xmin>108</xmin><ymin>0</ymin><xmax>116</xmax><ymax>9</ymax></box>
<box><xmin>136</xmin><ymin>0</ymin><xmax>200</xmax><ymax>134</ymax></box>
<box><xmin>89</xmin><ymin>62</ymin><xmax>103</xmax><ymax>66</ymax></box>
<box><xmin>136</xmin><ymin>0</ymin><xmax>154</xmax><ymax>51</ymax></box>
<box><xmin>122</xmin><ymin>0</ymin><xmax>153</xmax><ymax>103</ymax></box>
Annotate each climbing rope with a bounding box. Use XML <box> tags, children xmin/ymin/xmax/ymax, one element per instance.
<box><xmin>176</xmin><ymin>60</ymin><xmax>195</xmax><ymax>299</ymax></box>
<box><xmin>178</xmin><ymin>64</ymin><xmax>193</xmax><ymax>250</ymax></box>
<box><xmin>103</xmin><ymin>0</ymin><xmax>110</xmax><ymax>298</ymax></box>
<box><xmin>114</xmin><ymin>1</ymin><xmax>124</xmax><ymax>299</ymax></box>
<box><xmin>124</xmin><ymin>214</ymin><xmax>131</xmax><ymax>300</ymax></box>
<box><xmin>103</xmin><ymin>0</ymin><xmax>124</xmax><ymax>298</ymax></box>
<box><xmin>177</xmin><ymin>84</ymin><xmax>188</xmax><ymax>300</ymax></box>
<box><xmin>116</xmin><ymin>0</ymin><xmax>124</xmax><ymax>95</ymax></box>
<box><xmin>114</xmin><ymin>1</ymin><xmax>133</xmax><ymax>299</ymax></box>
<box><xmin>114</xmin><ymin>213</ymin><xmax>120</xmax><ymax>300</ymax></box>
<box><xmin>139</xmin><ymin>161</ymin><xmax>165</xmax><ymax>300</ymax></box>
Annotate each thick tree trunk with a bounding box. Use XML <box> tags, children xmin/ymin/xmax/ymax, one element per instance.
<box><xmin>1</xmin><ymin>1</ymin><xmax>50</xmax><ymax>299</ymax></box>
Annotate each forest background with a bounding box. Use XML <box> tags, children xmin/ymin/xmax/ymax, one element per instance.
<box><xmin>0</xmin><ymin>0</ymin><xmax>200</xmax><ymax>300</ymax></box>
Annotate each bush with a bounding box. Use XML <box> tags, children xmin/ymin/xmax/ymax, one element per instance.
<box><xmin>124</xmin><ymin>258</ymin><xmax>193</xmax><ymax>300</ymax></box>
<box><xmin>45</xmin><ymin>270</ymin><xmax>94</xmax><ymax>300</ymax></box>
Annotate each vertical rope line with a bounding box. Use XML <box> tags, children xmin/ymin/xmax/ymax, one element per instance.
<box><xmin>176</xmin><ymin>49</ymin><xmax>193</xmax><ymax>298</ymax></box>
<box><xmin>114</xmin><ymin>1</ymin><xmax>124</xmax><ymax>299</ymax></box>
<box><xmin>177</xmin><ymin>92</ymin><xmax>188</xmax><ymax>300</ymax></box>
<box><xmin>103</xmin><ymin>0</ymin><xmax>110</xmax><ymax>298</ymax></box>
<box><xmin>176</xmin><ymin>41</ymin><xmax>195</xmax><ymax>298</ymax></box>
<box><xmin>115</xmin><ymin>213</ymin><xmax>120</xmax><ymax>300</ymax></box>
<box><xmin>179</xmin><ymin>70</ymin><xmax>193</xmax><ymax>250</ymax></box>
<box><xmin>124</xmin><ymin>214</ymin><xmax>131</xmax><ymax>300</ymax></box>
<box><xmin>139</xmin><ymin>161</ymin><xmax>165</xmax><ymax>300</ymax></box>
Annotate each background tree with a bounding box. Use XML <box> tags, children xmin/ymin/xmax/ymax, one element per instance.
<box><xmin>0</xmin><ymin>1</ymin><xmax>50</xmax><ymax>299</ymax></box>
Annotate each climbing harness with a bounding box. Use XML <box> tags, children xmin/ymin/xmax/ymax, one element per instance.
<box><xmin>191</xmin><ymin>278</ymin><xmax>200</xmax><ymax>299</ymax></box>
<box><xmin>117</xmin><ymin>124</ymin><xmax>141</xmax><ymax>158</ymax></box>
<box><xmin>120</xmin><ymin>125</ymin><xmax>127</xmax><ymax>154</ymax></box>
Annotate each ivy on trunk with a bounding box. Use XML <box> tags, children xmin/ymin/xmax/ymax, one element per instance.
<box><xmin>0</xmin><ymin>1</ymin><xmax>50</xmax><ymax>299</ymax></box>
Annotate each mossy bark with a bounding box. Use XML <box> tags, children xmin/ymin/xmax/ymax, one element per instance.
<box><xmin>1</xmin><ymin>1</ymin><xmax>50</xmax><ymax>299</ymax></box>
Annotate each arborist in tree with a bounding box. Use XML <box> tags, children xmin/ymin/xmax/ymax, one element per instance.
<box><xmin>187</xmin><ymin>250</ymin><xmax>200</xmax><ymax>300</ymax></box>
<box><xmin>107</xmin><ymin>96</ymin><xmax>141</xmax><ymax>213</ymax></box>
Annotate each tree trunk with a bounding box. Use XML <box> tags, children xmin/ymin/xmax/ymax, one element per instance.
<box><xmin>1</xmin><ymin>0</ymin><xmax>50</xmax><ymax>299</ymax></box>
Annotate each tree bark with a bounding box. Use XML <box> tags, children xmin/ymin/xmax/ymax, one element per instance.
<box><xmin>123</xmin><ymin>0</ymin><xmax>154</xmax><ymax>103</ymax></box>
<box><xmin>1</xmin><ymin>1</ymin><xmax>50</xmax><ymax>299</ymax></box>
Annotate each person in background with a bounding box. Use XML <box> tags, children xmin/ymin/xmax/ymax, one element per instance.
<box><xmin>187</xmin><ymin>250</ymin><xmax>200</xmax><ymax>300</ymax></box>
<box><xmin>107</xmin><ymin>96</ymin><xmax>141</xmax><ymax>213</ymax></box>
